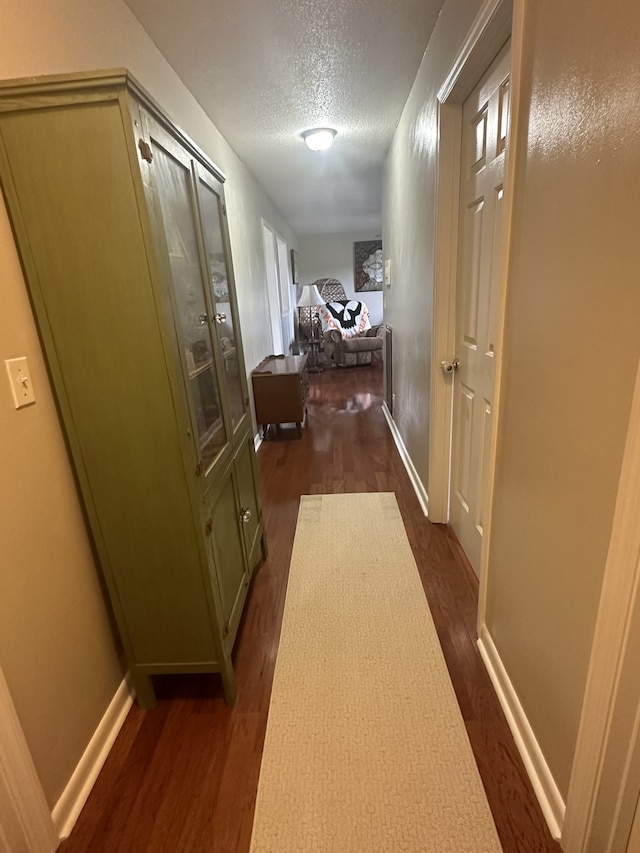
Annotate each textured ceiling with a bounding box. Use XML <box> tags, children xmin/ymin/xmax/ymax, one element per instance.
<box><xmin>125</xmin><ymin>0</ymin><xmax>445</xmax><ymax>234</ymax></box>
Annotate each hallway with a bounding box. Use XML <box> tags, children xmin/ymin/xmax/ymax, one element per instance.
<box><xmin>60</xmin><ymin>366</ymin><xmax>560</xmax><ymax>852</ymax></box>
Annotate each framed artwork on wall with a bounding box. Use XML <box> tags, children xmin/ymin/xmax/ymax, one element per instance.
<box><xmin>290</xmin><ymin>248</ymin><xmax>299</xmax><ymax>285</ymax></box>
<box><xmin>354</xmin><ymin>240</ymin><xmax>383</xmax><ymax>291</ymax></box>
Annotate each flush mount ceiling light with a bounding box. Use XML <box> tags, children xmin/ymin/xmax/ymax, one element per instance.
<box><xmin>301</xmin><ymin>127</ymin><xmax>337</xmax><ymax>151</ymax></box>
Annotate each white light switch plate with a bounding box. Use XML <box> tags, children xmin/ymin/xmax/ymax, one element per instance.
<box><xmin>384</xmin><ymin>258</ymin><xmax>392</xmax><ymax>287</ymax></box>
<box><xmin>5</xmin><ymin>357</ymin><xmax>36</xmax><ymax>408</ymax></box>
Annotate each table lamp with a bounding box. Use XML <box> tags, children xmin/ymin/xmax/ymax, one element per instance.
<box><xmin>297</xmin><ymin>284</ymin><xmax>324</xmax><ymax>371</ymax></box>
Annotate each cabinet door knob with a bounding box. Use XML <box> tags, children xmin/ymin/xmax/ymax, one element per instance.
<box><xmin>214</xmin><ymin>313</ymin><xmax>227</xmax><ymax>324</ymax></box>
<box><xmin>240</xmin><ymin>507</ymin><xmax>252</xmax><ymax>523</ymax></box>
<box><xmin>137</xmin><ymin>138</ymin><xmax>153</xmax><ymax>163</ymax></box>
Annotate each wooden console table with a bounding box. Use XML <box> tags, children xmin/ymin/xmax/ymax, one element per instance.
<box><xmin>252</xmin><ymin>354</ymin><xmax>309</xmax><ymax>438</ymax></box>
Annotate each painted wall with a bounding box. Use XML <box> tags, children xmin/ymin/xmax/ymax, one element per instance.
<box><xmin>484</xmin><ymin>0</ymin><xmax>640</xmax><ymax>797</ymax></box>
<box><xmin>0</xmin><ymin>0</ymin><xmax>295</xmax><ymax>808</ymax></box>
<box><xmin>298</xmin><ymin>231</ymin><xmax>384</xmax><ymax>325</ymax></box>
<box><xmin>383</xmin><ymin>0</ymin><xmax>485</xmax><ymax>491</ymax></box>
<box><xmin>384</xmin><ymin>0</ymin><xmax>640</xmax><ymax>804</ymax></box>
<box><xmin>0</xmin><ymin>211</ymin><xmax>124</xmax><ymax>812</ymax></box>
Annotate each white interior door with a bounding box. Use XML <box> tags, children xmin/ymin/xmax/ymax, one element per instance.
<box><xmin>261</xmin><ymin>221</ymin><xmax>284</xmax><ymax>354</ymax></box>
<box><xmin>449</xmin><ymin>41</ymin><xmax>511</xmax><ymax>575</ymax></box>
<box><xmin>275</xmin><ymin>233</ymin><xmax>294</xmax><ymax>353</ymax></box>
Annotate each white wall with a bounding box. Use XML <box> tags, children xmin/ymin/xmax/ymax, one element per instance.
<box><xmin>384</xmin><ymin>0</ymin><xmax>640</xmax><ymax>808</ymax></box>
<box><xmin>298</xmin><ymin>231</ymin><xmax>384</xmax><ymax>325</ymax></box>
<box><xmin>382</xmin><ymin>0</ymin><xmax>484</xmax><ymax>492</ymax></box>
<box><xmin>0</xmin><ymin>0</ymin><xmax>295</xmax><ymax>810</ymax></box>
<box><xmin>484</xmin><ymin>0</ymin><xmax>640</xmax><ymax>798</ymax></box>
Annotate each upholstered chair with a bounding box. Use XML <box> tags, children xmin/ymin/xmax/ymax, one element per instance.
<box><xmin>324</xmin><ymin>325</ymin><xmax>385</xmax><ymax>367</ymax></box>
<box><xmin>314</xmin><ymin>279</ymin><xmax>384</xmax><ymax>367</ymax></box>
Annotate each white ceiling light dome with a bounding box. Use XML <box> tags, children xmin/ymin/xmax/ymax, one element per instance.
<box><xmin>301</xmin><ymin>127</ymin><xmax>337</xmax><ymax>151</ymax></box>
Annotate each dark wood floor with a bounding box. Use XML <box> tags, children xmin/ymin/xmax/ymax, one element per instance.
<box><xmin>60</xmin><ymin>365</ymin><xmax>561</xmax><ymax>853</ymax></box>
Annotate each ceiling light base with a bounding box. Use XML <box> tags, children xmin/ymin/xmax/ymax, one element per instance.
<box><xmin>301</xmin><ymin>127</ymin><xmax>337</xmax><ymax>151</ymax></box>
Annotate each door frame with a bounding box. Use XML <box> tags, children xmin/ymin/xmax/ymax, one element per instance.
<box><xmin>428</xmin><ymin>0</ymin><xmax>526</xmax><ymax>624</ymax></box>
<box><xmin>562</xmin><ymin>354</ymin><xmax>640</xmax><ymax>852</ymax></box>
<box><xmin>260</xmin><ymin>219</ymin><xmax>285</xmax><ymax>354</ymax></box>
<box><xmin>274</xmin><ymin>231</ymin><xmax>295</xmax><ymax>354</ymax></box>
<box><xmin>0</xmin><ymin>663</ymin><xmax>58</xmax><ymax>852</ymax></box>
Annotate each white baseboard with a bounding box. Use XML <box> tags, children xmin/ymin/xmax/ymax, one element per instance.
<box><xmin>52</xmin><ymin>675</ymin><xmax>133</xmax><ymax>839</ymax></box>
<box><xmin>477</xmin><ymin>626</ymin><xmax>565</xmax><ymax>840</ymax></box>
<box><xmin>254</xmin><ymin>431</ymin><xmax>263</xmax><ymax>452</ymax></box>
<box><xmin>381</xmin><ymin>402</ymin><xmax>429</xmax><ymax>516</ymax></box>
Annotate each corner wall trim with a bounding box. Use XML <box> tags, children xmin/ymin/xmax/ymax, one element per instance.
<box><xmin>381</xmin><ymin>401</ymin><xmax>429</xmax><ymax>517</ymax></box>
<box><xmin>478</xmin><ymin>626</ymin><xmax>565</xmax><ymax>840</ymax></box>
<box><xmin>0</xmin><ymin>663</ymin><xmax>58</xmax><ymax>852</ymax></box>
<box><xmin>52</xmin><ymin>675</ymin><xmax>133</xmax><ymax>839</ymax></box>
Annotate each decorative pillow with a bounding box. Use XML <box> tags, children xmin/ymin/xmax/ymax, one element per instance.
<box><xmin>319</xmin><ymin>300</ymin><xmax>371</xmax><ymax>338</ymax></box>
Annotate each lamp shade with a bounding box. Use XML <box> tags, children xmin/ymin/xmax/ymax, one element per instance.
<box><xmin>297</xmin><ymin>284</ymin><xmax>323</xmax><ymax>308</ymax></box>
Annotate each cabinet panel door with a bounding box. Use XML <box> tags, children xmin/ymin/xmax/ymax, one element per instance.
<box><xmin>146</xmin><ymin>123</ymin><xmax>228</xmax><ymax>475</ymax></box>
<box><xmin>195</xmin><ymin>166</ymin><xmax>247</xmax><ymax>435</ymax></box>
<box><xmin>209</xmin><ymin>473</ymin><xmax>248</xmax><ymax>640</ymax></box>
<box><xmin>235</xmin><ymin>437</ymin><xmax>261</xmax><ymax>565</ymax></box>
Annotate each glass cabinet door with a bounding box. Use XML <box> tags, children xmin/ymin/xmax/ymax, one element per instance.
<box><xmin>150</xmin><ymin>137</ymin><xmax>227</xmax><ymax>472</ymax></box>
<box><xmin>195</xmin><ymin>171</ymin><xmax>246</xmax><ymax>433</ymax></box>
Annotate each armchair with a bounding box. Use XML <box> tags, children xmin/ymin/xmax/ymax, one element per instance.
<box><xmin>323</xmin><ymin>324</ymin><xmax>385</xmax><ymax>367</ymax></box>
<box><xmin>314</xmin><ymin>278</ymin><xmax>384</xmax><ymax>368</ymax></box>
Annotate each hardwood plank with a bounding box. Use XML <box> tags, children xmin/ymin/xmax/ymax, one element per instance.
<box><xmin>60</xmin><ymin>364</ymin><xmax>561</xmax><ymax>853</ymax></box>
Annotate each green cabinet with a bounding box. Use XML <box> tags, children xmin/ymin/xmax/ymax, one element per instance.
<box><xmin>0</xmin><ymin>70</ymin><xmax>266</xmax><ymax>708</ymax></box>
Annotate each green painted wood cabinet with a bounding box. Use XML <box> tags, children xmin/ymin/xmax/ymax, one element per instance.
<box><xmin>0</xmin><ymin>70</ymin><xmax>267</xmax><ymax>708</ymax></box>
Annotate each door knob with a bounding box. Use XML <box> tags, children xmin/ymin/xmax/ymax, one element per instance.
<box><xmin>214</xmin><ymin>313</ymin><xmax>227</xmax><ymax>324</ymax></box>
<box><xmin>240</xmin><ymin>507</ymin><xmax>252</xmax><ymax>523</ymax></box>
<box><xmin>440</xmin><ymin>359</ymin><xmax>460</xmax><ymax>374</ymax></box>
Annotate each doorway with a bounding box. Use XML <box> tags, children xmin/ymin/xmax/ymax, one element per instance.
<box><xmin>448</xmin><ymin>40</ymin><xmax>511</xmax><ymax>576</ymax></box>
<box><xmin>261</xmin><ymin>220</ymin><xmax>295</xmax><ymax>356</ymax></box>
<box><xmin>428</xmin><ymin>0</ymin><xmax>517</xmax><ymax>612</ymax></box>
<box><xmin>275</xmin><ymin>232</ymin><xmax>295</xmax><ymax>354</ymax></box>
<box><xmin>261</xmin><ymin>220</ymin><xmax>284</xmax><ymax>354</ymax></box>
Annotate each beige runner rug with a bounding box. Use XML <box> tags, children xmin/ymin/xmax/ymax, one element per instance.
<box><xmin>250</xmin><ymin>492</ymin><xmax>502</xmax><ymax>852</ymax></box>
